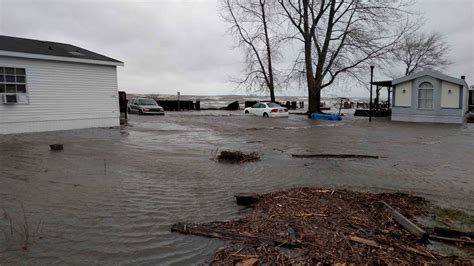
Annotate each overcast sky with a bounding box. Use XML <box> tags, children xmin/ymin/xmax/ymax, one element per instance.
<box><xmin>0</xmin><ymin>0</ymin><xmax>473</xmax><ymax>97</ymax></box>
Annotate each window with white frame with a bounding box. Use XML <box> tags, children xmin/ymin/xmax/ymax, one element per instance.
<box><xmin>0</xmin><ymin>67</ymin><xmax>28</xmax><ymax>103</ymax></box>
<box><xmin>418</xmin><ymin>82</ymin><xmax>433</xmax><ymax>109</ymax></box>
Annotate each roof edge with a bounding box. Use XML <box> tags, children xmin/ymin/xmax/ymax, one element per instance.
<box><xmin>392</xmin><ymin>70</ymin><xmax>465</xmax><ymax>86</ymax></box>
<box><xmin>0</xmin><ymin>50</ymin><xmax>124</xmax><ymax>66</ymax></box>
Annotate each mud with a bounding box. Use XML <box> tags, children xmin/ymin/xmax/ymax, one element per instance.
<box><xmin>0</xmin><ymin>111</ymin><xmax>473</xmax><ymax>264</ymax></box>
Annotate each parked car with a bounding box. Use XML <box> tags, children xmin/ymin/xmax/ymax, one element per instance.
<box><xmin>243</xmin><ymin>102</ymin><xmax>289</xmax><ymax>118</ymax></box>
<box><xmin>128</xmin><ymin>98</ymin><xmax>165</xmax><ymax>115</ymax></box>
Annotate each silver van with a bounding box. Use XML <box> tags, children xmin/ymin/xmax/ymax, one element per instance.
<box><xmin>128</xmin><ymin>98</ymin><xmax>164</xmax><ymax>115</ymax></box>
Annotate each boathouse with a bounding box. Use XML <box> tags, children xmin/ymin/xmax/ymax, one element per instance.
<box><xmin>391</xmin><ymin>70</ymin><xmax>469</xmax><ymax>124</ymax></box>
<box><xmin>0</xmin><ymin>35</ymin><xmax>123</xmax><ymax>134</ymax></box>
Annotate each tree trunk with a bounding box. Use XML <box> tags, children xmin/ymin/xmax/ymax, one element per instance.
<box><xmin>261</xmin><ymin>0</ymin><xmax>275</xmax><ymax>102</ymax></box>
<box><xmin>302</xmin><ymin>0</ymin><xmax>318</xmax><ymax>114</ymax></box>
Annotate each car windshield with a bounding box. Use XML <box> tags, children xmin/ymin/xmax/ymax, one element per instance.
<box><xmin>266</xmin><ymin>102</ymin><xmax>281</xmax><ymax>107</ymax></box>
<box><xmin>138</xmin><ymin>99</ymin><xmax>157</xmax><ymax>105</ymax></box>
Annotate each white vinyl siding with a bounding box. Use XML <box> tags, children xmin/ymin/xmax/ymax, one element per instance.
<box><xmin>394</xmin><ymin>81</ymin><xmax>411</xmax><ymax>107</ymax></box>
<box><xmin>441</xmin><ymin>81</ymin><xmax>460</xmax><ymax>108</ymax></box>
<box><xmin>418</xmin><ymin>82</ymin><xmax>434</xmax><ymax>109</ymax></box>
<box><xmin>0</xmin><ymin>56</ymin><xmax>119</xmax><ymax>134</ymax></box>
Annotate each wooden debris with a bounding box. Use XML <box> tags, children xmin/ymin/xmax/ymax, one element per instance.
<box><xmin>433</xmin><ymin>226</ymin><xmax>474</xmax><ymax>239</ymax></box>
<box><xmin>49</xmin><ymin>144</ymin><xmax>63</xmax><ymax>151</ymax></box>
<box><xmin>170</xmin><ymin>222</ymin><xmax>300</xmax><ymax>248</ymax></box>
<box><xmin>235</xmin><ymin>193</ymin><xmax>260</xmax><ymax>206</ymax></box>
<box><xmin>395</xmin><ymin>244</ymin><xmax>437</xmax><ymax>260</ymax></box>
<box><xmin>429</xmin><ymin>235</ymin><xmax>474</xmax><ymax>245</ymax></box>
<box><xmin>236</xmin><ymin>257</ymin><xmax>259</xmax><ymax>266</ymax></box>
<box><xmin>292</xmin><ymin>154</ymin><xmax>379</xmax><ymax>159</ymax></box>
<box><xmin>348</xmin><ymin>236</ymin><xmax>380</xmax><ymax>248</ymax></box>
<box><xmin>382</xmin><ymin>201</ymin><xmax>429</xmax><ymax>243</ymax></box>
<box><xmin>217</xmin><ymin>151</ymin><xmax>260</xmax><ymax>163</ymax></box>
<box><xmin>172</xmin><ymin>187</ymin><xmax>472</xmax><ymax>264</ymax></box>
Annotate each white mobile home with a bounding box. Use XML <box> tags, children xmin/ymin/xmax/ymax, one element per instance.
<box><xmin>391</xmin><ymin>70</ymin><xmax>469</xmax><ymax>124</ymax></box>
<box><xmin>0</xmin><ymin>35</ymin><xmax>123</xmax><ymax>134</ymax></box>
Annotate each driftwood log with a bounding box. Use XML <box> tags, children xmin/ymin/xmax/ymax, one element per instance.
<box><xmin>49</xmin><ymin>144</ymin><xmax>64</xmax><ymax>151</ymax></box>
<box><xmin>382</xmin><ymin>201</ymin><xmax>428</xmax><ymax>243</ymax></box>
<box><xmin>235</xmin><ymin>193</ymin><xmax>260</xmax><ymax>206</ymax></box>
<box><xmin>170</xmin><ymin>222</ymin><xmax>299</xmax><ymax>248</ymax></box>
<box><xmin>292</xmin><ymin>154</ymin><xmax>379</xmax><ymax>159</ymax></box>
<box><xmin>433</xmin><ymin>227</ymin><xmax>474</xmax><ymax>239</ymax></box>
<box><xmin>217</xmin><ymin>151</ymin><xmax>260</xmax><ymax>163</ymax></box>
<box><xmin>429</xmin><ymin>235</ymin><xmax>474</xmax><ymax>245</ymax></box>
<box><xmin>348</xmin><ymin>236</ymin><xmax>380</xmax><ymax>248</ymax></box>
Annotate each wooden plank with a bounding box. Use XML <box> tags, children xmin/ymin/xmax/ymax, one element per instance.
<box><xmin>395</xmin><ymin>244</ymin><xmax>437</xmax><ymax>259</ymax></box>
<box><xmin>292</xmin><ymin>154</ymin><xmax>379</xmax><ymax>159</ymax></box>
<box><xmin>382</xmin><ymin>201</ymin><xmax>428</xmax><ymax>243</ymax></box>
<box><xmin>433</xmin><ymin>227</ymin><xmax>474</xmax><ymax>239</ymax></box>
<box><xmin>348</xmin><ymin>236</ymin><xmax>381</xmax><ymax>248</ymax></box>
<box><xmin>429</xmin><ymin>235</ymin><xmax>474</xmax><ymax>245</ymax></box>
<box><xmin>171</xmin><ymin>222</ymin><xmax>299</xmax><ymax>248</ymax></box>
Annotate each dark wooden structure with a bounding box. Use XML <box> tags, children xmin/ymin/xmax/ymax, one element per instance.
<box><xmin>155</xmin><ymin>100</ymin><xmax>200</xmax><ymax>111</ymax></box>
<box><xmin>118</xmin><ymin>91</ymin><xmax>128</xmax><ymax>120</ymax></box>
<box><xmin>355</xmin><ymin>79</ymin><xmax>393</xmax><ymax>117</ymax></box>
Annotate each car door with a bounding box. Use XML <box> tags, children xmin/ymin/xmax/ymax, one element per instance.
<box><xmin>256</xmin><ymin>103</ymin><xmax>265</xmax><ymax>116</ymax></box>
<box><xmin>129</xmin><ymin>99</ymin><xmax>134</xmax><ymax>113</ymax></box>
<box><xmin>131</xmin><ymin>99</ymin><xmax>138</xmax><ymax>113</ymax></box>
<box><xmin>250</xmin><ymin>103</ymin><xmax>260</xmax><ymax>116</ymax></box>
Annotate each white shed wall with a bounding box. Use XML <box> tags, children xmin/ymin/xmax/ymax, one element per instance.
<box><xmin>0</xmin><ymin>56</ymin><xmax>119</xmax><ymax>134</ymax></box>
<box><xmin>394</xmin><ymin>81</ymin><xmax>411</xmax><ymax>107</ymax></box>
<box><xmin>441</xmin><ymin>81</ymin><xmax>460</xmax><ymax>108</ymax></box>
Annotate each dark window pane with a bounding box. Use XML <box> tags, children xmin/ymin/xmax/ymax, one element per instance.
<box><xmin>16</xmin><ymin>76</ymin><xmax>26</xmax><ymax>83</ymax></box>
<box><xmin>5</xmin><ymin>75</ymin><xmax>15</xmax><ymax>82</ymax></box>
<box><xmin>0</xmin><ymin>84</ymin><xmax>5</xmax><ymax>93</ymax></box>
<box><xmin>16</xmin><ymin>84</ymin><xmax>26</xmax><ymax>93</ymax></box>
<box><xmin>0</xmin><ymin>76</ymin><xmax>4</xmax><ymax>82</ymax></box>
<box><xmin>0</xmin><ymin>67</ymin><xmax>4</xmax><ymax>74</ymax></box>
<box><xmin>6</xmin><ymin>84</ymin><xmax>16</xmax><ymax>93</ymax></box>
<box><xmin>15</xmin><ymin>68</ymin><xmax>25</xmax><ymax>75</ymax></box>
<box><xmin>5</xmin><ymin>68</ymin><xmax>14</xmax><ymax>75</ymax></box>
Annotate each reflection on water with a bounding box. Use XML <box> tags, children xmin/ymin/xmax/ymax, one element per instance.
<box><xmin>0</xmin><ymin>111</ymin><xmax>473</xmax><ymax>264</ymax></box>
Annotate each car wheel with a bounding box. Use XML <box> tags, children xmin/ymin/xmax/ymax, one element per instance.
<box><xmin>263</xmin><ymin>113</ymin><xmax>269</xmax><ymax>118</ymax></box>
<box><xmin>244</xmin><ymin>110</ymin><xmax>249</xmax><ymax>114</ymax></box>
<box><xmin>139</xmin><ymin>110</ymin><xmax>143</xmax><ymax>115</ymax></box>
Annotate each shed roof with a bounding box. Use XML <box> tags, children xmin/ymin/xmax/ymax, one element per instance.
<box><xmin>371</xmin><ymin>80</ymin><xmax>392</xmax><ymax>87</ymax></box>
<box><xmin>392</xmin><ymin>70</ymin><xmax>466</xmax><ymax>86</ymax></box>
<box><xmin>0</xmin><ymin>35</ymin><xmax>123</xmax><ymax>65</ymax></box>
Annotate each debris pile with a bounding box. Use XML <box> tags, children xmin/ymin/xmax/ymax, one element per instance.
<box><xmin>49</xmin><ymin>144</ymin><xmax>64</xmax><ymax>151</ymax></box>
<box><xmin>171</xmin><ymin>187</ymin><xmax>473</xmax><ymax>264</ymax></box>
<box><xmin>217</xmin><ymin>151</ymin><xmax>260</xmax><ymax>163</ymax></box>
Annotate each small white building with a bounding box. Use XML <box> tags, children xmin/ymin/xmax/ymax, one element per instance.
<box><xmin>0</xmin><ymin>35</ymin><xmax>123</xmax><ymax>134</ymax></box>
<box><xmin>391</xmin><ymin>70</ymin><xmax>470</xmax><ymax>124</ymax></box>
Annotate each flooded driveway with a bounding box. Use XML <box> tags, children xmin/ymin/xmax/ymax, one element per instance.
<box><xmin>1</xmin><ymin>111</ymin><xmax>473</xmax><ymax>264</ymax></box>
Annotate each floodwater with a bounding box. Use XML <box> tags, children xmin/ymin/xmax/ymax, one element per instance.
<box><xmin>0</xmin><ymin>111</ymin><xmax>473</xmax><ymax>264</ymax></box>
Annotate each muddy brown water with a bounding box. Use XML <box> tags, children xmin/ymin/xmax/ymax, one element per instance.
<box><xmin>0</xmin><ymin>111</ymin><xmax>473</xmax><ymax>264</ymax></box>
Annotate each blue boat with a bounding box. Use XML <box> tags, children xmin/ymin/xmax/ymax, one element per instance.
<box><xmin>309</xmin><ymin>113</ymin><xmax>342</xmax><ymax>121</ymax></box>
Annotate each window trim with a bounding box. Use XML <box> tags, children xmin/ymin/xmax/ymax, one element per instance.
<box><xmin>417</xmin><ymin>82</ymin><xmax>434</xmax><ymax>110</ymax></box>
<box><xmin>0</xmin><ymin>66</ymin><xmax>29</xmax><ymax>104</ymax></box>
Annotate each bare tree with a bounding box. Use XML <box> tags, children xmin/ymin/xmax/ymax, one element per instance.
<box><xmin>279</xmin><ymin>0</ymin><xmax>415</xmax><ymax>113</ymax></box>
<box><xmin>393</xmin><ymin>31</ymin><xmax>451</xmax><ymax>75</ymax></box>
<box><xmin>222</xmin><ymin>0</ymin><xmax>279</xmax><ymax>102</ymax></box>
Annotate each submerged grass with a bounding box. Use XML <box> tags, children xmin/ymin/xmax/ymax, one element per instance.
<box><xmin>0</xmin><ymin>204</ymin><xmax>43</xmax><ymax>252</ymax></box>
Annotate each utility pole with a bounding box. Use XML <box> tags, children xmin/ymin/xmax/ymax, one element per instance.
<box><xmin>369</xmin><ymin>66</ymin><xmax>374</xmax><ymax>122</ymax></box>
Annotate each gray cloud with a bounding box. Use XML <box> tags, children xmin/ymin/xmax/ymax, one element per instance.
<box><xmin>0</xmin><ymin>0</ymin><xmax>472</xmax><ymax>97</ymax></box>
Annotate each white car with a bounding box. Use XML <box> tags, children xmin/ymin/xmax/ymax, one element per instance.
<box><xmin>243</xmin><ymin>102</ymin><xmax>289</xmax><ymax>118</ymax></box>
